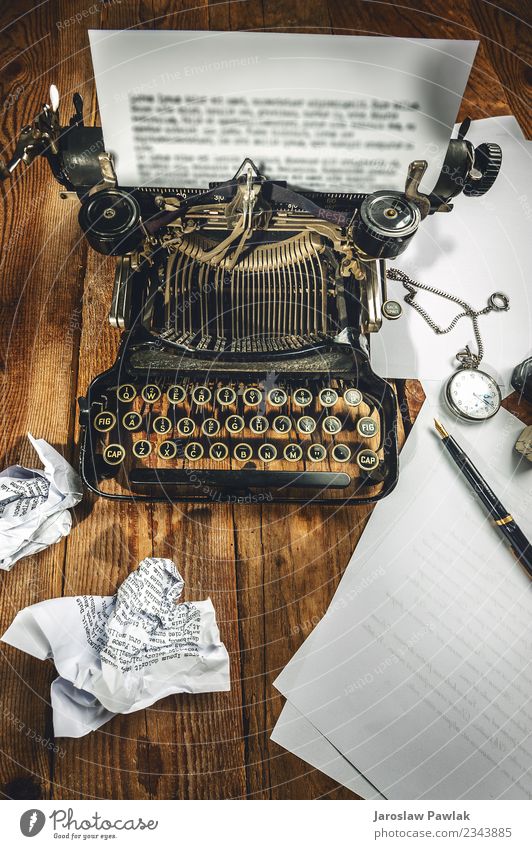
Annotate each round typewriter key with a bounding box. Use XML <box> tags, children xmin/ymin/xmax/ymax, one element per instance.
<box><xmin>103</xmin><ymin>443</ymin><xmax>125</xmax><ymax>465</ymax></box>
<box><xmin>344</xmin><ymin>388</ymin><xmax>363</xmax><ymax>407</ymax></box>
<box><xmin>250</xmin><ymin>415</ymin><xmax>269</xmax><ymax>434</ymax></box>
<box><xmin>323</xmin><ymin>415</ymin><xmax>342</xmax><ymax>435</ymax></box>
<box><xmin>234</xmin><ymin>443</ymin><xmax>253</xmax><ymax>462</ymax></box>
<box><xmin>357</xmin><ymin>416</ymin><xmax>379</xmax><ymax>438</ymax></box>
<box><xmin>284</xmin><ymin>443</ymin><xmax>303</xmax><ymax>462</ymax></box>
<box><xmin>292</xmin><ymin>388</ymin><xmax>313</xmax><ymax>407</ymax></box>
<box><xmin>141</xmin><ymin>384</ymin><xmax>161</xmax><ymax>403</ymax></box>
<box><xmin>93</xmin><ymin>411</ymin><xmax>116</xmax><ymax>432</ymax></box>
<box><xmin>273</xmin><ymin>415</ymin><xmax>291</xmax><ymax>434</ymax></box>
<box><xmin>210</xmin><ymin>442</ymin><xmax>228</xmax><ymax>461</ymax></box>
<box><xmin>177</xmin><ymin>417</ymin><xmax>195</xmax><ymax>436</ymax></box>
<box><xmin>308</xmin><ymin>443</ymin><xmax>327</xmax><ymax>463</ymax></box>
<box><xmin>258</xmin><ymin>443</ymin><xmax>277</xmax><ymax>463</ymax></box>
<box><xmin>356</xmin><ymin>448</ymin><xmax>379</xmax><ymax>472</ymax></box>
<box><xmin>132</xmin><ymin>439</ymin><xmax>152</xmax><ymax>458</ymax></box>
<box><xmin>158</xmin><ymin>440</ymin><xmax>177</xmax><ymax>460</ymax></box>
<box><xmin>267</xmin><ymin>388</ymin><xmax>288</xmax><ymax>407</ymax></box>
<box><xmin>297</xmin><ymin>415</ymin><xmax>316</xmax><ymax>435</ymax></box>
<box><xmin>243</xmin><ymin>387</ymin><xmax>262</xmax><ymax>406</ymax></box>
<box><xmin>185</xmin><ymin>442</ymin><xmax>204</xmax><ymax>461</ymax></box>
<box><xmin>382</xmin><ymin>299</ymin><xmax>403</xmax><ymax>320</ymax></box>
<box><xmin>167</xmin><ymin>385</ymin><xmax>186</xmax><ymax>404</ymax></box>
<box><xmin>332</xmin><ymin>444</ymin><xmax>351</xmax><ymax>463</ymax></box>
<box><xmin>319</xmin><ymin>388</ymin><xmax>338</xmax><ymax>407</ymax></box>
<box><xmin>117</xmin><ymin>384</ymin><xmax>137</xmax><ymax>403</ymax></box>
<box><xmin>192</xmin><ymin>385</ymin><xmax>211</xmax><ymax>406</ymax></box>
<box><xmin>201</xmin><ymin>418</ymin><xmax>220</xmax><ymax>436</ymax></box>
<box><xmin>217</xmin><ymin>386</ymin><xmax>237</xmax><ymax>405</ymax></box>
<box><xmin>226</xmin><ymin>414</ymin><xmax>245</xmax><ymax>433</ymax></box>
<box><xmin>122</xmin><ymin>411</ymin><xmax>142</xmax><ymax>432</ymax></box>
<box><xmin>153</xmin><ymin>415</ymin><xmax>172</xmax><ymax>435</ymax></box>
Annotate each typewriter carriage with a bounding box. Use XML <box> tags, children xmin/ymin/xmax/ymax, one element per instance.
<box><xmin>1</xmin><ymin>87</ymin><xmax>502</xmax><ymax>504</ymax></box>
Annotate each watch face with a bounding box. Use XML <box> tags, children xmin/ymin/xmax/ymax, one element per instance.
<box><xmin>445</xmin><ymin>369</ymin><xmax>502</xmax><ymax>420</ymax></box>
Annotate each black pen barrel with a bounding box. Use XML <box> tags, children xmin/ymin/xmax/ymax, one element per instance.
<box><xmin>442</xmin><ymin>435</ymin><xmax>508</xmax><ymax>519</ymax></box>
<box><xmin>502</xmin><ymin>522</ymin><xmax>532</xmax><ymax>576</ymax></box>
<box><xmin>441</xmin><ymin>434</ymin><xmax>532</xmax><ymax>578</ymax></box>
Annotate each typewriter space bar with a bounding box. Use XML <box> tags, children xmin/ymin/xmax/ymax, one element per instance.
<box><xmin>129</xmin><ymin>468</ymin><xmax>351</xmax><ymax>489</ymax></box>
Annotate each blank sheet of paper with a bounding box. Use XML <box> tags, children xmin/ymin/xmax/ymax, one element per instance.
<box><xmin>275</xmin><ymin>387</ymin><xmax>532</xmax><ymax>799</ymax></box>
<box><xmin>370</xmin><ymin>116</ymin><xmax>532</xmax><ymax>394</ymax></box>
<box><xmin>89</xmin><ymin>30</ymin><xmax>477</xmax><ymax>193</ymax></box>
<box><xmin>271</xmin><ymin>701</ymin><xmax>385</xmax><ymax>799</ymax></box>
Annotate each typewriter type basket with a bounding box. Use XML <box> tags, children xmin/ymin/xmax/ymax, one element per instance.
<box><xmin>152</xmin><ymin>225</ymin><xmax>340</xmax><ymax>354</ymax></box>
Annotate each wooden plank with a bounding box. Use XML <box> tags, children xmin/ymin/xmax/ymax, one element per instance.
<box><xmin>0</xmin><ymin>0</ymin><xmax>99</xmax><ymax>800</ymax></box>
<box><xmin>52</xmin><ymin>244</ymin><xmax>156</xmax><ymax>796</ymax></box>
<box><xmin>207</xmin><ymin>0</ymin><xmax>231</xmax><ymax>30</ymax></box>
<box><xmin>227</xmin><ymin>0</ymin><xmax>264</xmax><ymax>31</ymax></box>
<box><xmin>235</xmin><ymin>501</ymin><xmax>368</xmax><ymax>799</ymax></box>
<box><xmin>150</xmin><ymin>0</ymin><xmax>209</xmax><ymax>30</ymax></box>
<box><xmin>130</xmin><ymin>0</ymin><xmax>248</xmax><ymax>801</ymax></box>
<box><xmin>146</xmin><ymin>501</ymin><xmax>247</xmax><ymax>799</ymax></box>
<box><xmin>325</xmin><ymin>0</ymin><xmax>510</xmax><ymax>123</ymax></box>
<box><xmin>49</xmin><ymin>0</ymin><xmax>157</xmax><ymax>801</ymax></box>
<box><xmin>502</xmin><ymin>391</ymin><xmax>532</xmax><ymax>427</ymax></box>
<box><xmin>470</xmin><ymin>0</ymin><xmax>531</xmax><ymax>134</ymax></box>
<box><xmin>232</xmin><ymin>0</ymin><xmax>363</xmax><ymax>801</ymax></box>
<box><xmin>263</xmin><ymin>0</ymin><xmax>331</xmax><ymax>33</ymax></box>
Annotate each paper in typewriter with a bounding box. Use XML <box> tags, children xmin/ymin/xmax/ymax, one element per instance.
<box><xmin>274</xmin><ymin>391</ymin><xmax>532</xmax><ymax>799</ymax></box>
<box><xmin>89</xmin><ymin>30</ymin><xmax>477</xmax><ymax>193</ymax></box>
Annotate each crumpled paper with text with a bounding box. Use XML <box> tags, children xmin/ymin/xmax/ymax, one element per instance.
<box><xmin>0</xmin><ymin>434</ymin><xmax>82</xmax><ymax>571</ymax></box>
<box><xmin>2</xmin><ymin>557</ymin><xmax>230</xmax><ymax>736</ymax></box>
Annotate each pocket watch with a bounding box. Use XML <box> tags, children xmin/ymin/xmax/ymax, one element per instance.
<box><xmin>444</xmin><ymin>356</ymin><xmax>502</xmax><ymax>421</ymax></box>
<box><xmin>386</xmin><ymin>269</ymin><xmax>510</xmax><ymax>423</ymax></box>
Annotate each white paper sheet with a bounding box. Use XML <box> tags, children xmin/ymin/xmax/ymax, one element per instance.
<box><xmin>271</xmin><ymin>701</ymin><xmax>385</xmax><ymax>799</ymax></box>
<box><xmin>371</xmin><ymin>116</ymin><xmax>532</xmax><ymax>395</ymax></box>
<box><xmin>274</xmin><ymin>386</ymin><xmax>532</xmax><ymax>799</ymax></box>
<box><xmin>2</xmin><ymin>558</ymin><xmax>230</xmax><ymax>737</ymax></box>
<box><xmin>89</xmin><ymin>30</ymin><xmax>477</xmax><ymax>193</ymax></box>
<box><xmin>0</xmin><ymin>434</ymin><xmax>82</xmax><ymax>571</ymax></box>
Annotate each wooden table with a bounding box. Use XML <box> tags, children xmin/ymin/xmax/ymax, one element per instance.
<box><xmin>0</xmin><ymin>0</ymin><xmax>530</xmax><ymax>800</ymax></box>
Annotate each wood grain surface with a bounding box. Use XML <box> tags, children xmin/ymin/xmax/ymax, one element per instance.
<box><xmin>0</xmin><ymin>0</ymin><xmax>529</xmax><ymax>800</ymax></box>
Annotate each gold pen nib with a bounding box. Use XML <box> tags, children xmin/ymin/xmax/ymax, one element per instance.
<box><xmin>434</xmin><ymin>419</ymin><xmax>449</xmax><ymax>439</ymax></box>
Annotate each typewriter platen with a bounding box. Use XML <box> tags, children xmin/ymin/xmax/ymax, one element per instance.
<box><xmin>1</xmin><ymin>89</ymin><xmax>502</xmax><ymax>503</ymax></box>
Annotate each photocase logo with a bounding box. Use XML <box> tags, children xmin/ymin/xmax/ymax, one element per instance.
<box><xmin>20</xmin><ymin>809</ymin><xmax>46</xmax><ymax>837</ymax></box>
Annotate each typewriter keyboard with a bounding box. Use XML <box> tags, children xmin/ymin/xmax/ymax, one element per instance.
<box><xmin>84</xmin><ymin>376</ymin><xmax>388</xmax><ymax>500</ymax></box>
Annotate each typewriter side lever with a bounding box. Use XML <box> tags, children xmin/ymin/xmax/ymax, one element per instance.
<box><xmin>0</xmin><ymin>85</ymin><xmax>105</xmax><ymax>193</ymax></box>
<box><xmin>0</xmin><ymin>85</ymin><xmax>68</xmax><ymax>185</ymax></box>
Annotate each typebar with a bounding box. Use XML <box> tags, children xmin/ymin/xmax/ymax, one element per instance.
<box><xmin>129</xmin><ymin>468</ymin><xmax>351</xmax><ymax>489</ymax></box>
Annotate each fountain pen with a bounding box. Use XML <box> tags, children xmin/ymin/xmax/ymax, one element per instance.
<box><xmin>434</xmin><ymin>419</ymin><xmax>532</xmax><ymax>579</ymax></box>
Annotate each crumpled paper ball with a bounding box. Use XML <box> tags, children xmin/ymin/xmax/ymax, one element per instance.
<box><xmin>2</xmin><ymin>558</ymin><xmax>230</xmax><ymax>737</ymax></box>
<box><xmin>0</xmin><ymin>434</ymin><xmax>82</xmax><ymax>571</ymax></box>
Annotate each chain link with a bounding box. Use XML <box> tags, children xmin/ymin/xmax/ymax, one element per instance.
<box><xmin>386</xmin><ymin>268</ymin><xmax>509</xmax><ymax>368</ymax></box>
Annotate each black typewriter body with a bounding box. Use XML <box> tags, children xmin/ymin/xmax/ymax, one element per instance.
<box><xmin>1</xmin><ymin>89</ymin><xmax>502</xmax><ymax>504</ymax></box>
<box><xmin>77</xmin><ymin>189</ymin><xmax>398</xmax><ymax>504</ymax></box>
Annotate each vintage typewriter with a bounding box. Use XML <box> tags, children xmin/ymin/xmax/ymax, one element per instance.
<box><xmin>1</xmin><ymin>87</ymin><xmax>501</xmax><ymax>503</ymax></box>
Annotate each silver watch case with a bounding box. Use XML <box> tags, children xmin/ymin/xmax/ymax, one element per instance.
<box><xmin>444</xmin><ymin>368</ymin><xmax>502</xmax><ymax>421</ymax></box>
